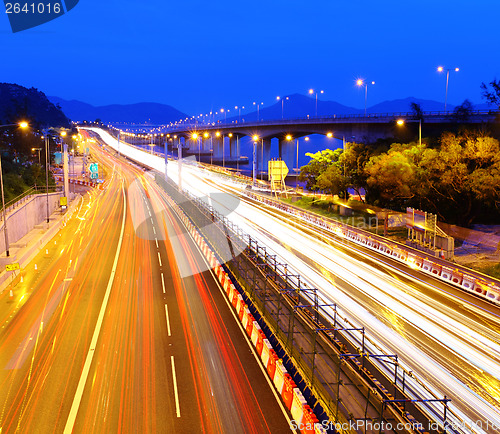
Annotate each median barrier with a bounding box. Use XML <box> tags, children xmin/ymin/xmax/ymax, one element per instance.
<box><xmin>255</xmin><ymin>330</ymin><xmax>266</xmax><ymax>356</ymax></box>
<box><xmin>281</xmin><ymin>373</ymin><xmax>296</xmax><ymax>410</ymax></box>
<box><xmin>290</xmin><ymin>388</ymin><xmax>308</xmax><ymax>427</ymax></box>
<box><xmin>250</xmin><ymin>321</ymin><xmax>261</xmax><ymax>346</ymax></box>
<box><xmin>267</xmin><ymin>350</ymin><xmax>278</xmax><ymax>379</ymax></box>
<box><xmin>301</xmin><ymin>406</ymin><xmax>320</xmax><ymax>434</ymax></box>
<box><xmin>261</xmin><ymin>339</ymin><xmax>272</xmax><ymax>366</ymax></box>
<box><xmin>235</xmin><ymin>294</ymin><xmax>244</xmax><ymax>319</ymax></box>
<box><xmin>273</xmin><ymin>362</ymin><xmax>287</xmax><ymax>395</ymax></box>
<box><xmin>245</xmin><ymin>315</ymin><xmax>254</xmax><ymax>336</ymax></box>
<box><xmin>242</xmin><ymin>307</ymin><xmax>251</xmax><ymax>331</ymax></box>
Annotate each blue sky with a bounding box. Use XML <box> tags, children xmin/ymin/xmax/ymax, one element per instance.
<box><xmin>1</xmin><ymin>0</ymin><xmax>499</xmax><ymax>115</ymax></box>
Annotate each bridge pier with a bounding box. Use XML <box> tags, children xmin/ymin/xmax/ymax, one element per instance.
<box><xmin>278</xmin><ymin>139</ymin><xmax>295</xmax><ymax>173</ymax></box>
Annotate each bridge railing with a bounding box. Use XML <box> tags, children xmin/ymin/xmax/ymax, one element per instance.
<box><xmin>162</xmin><ymin>109</ymin><xmax>499</xmax><ymax>131</ymax></box>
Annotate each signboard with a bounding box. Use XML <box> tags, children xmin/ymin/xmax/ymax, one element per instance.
<box><xmin>268</xmin><ymin>160</ymin><xmax>289</xmax><ymax>181</ymax></box>
<box><xmin>406</xmin><ymin>207</ymin><xmax>425</xmax><ymax>232</ymax></box>
<box><xmin>6</xmin><ymin>263</ymin><xmax>20</xmax><ymax>271</ymax></box>
<box><xmin>60</xmin><ymin>196</ymin><xmax>68</xmax><ymax>207</ymax></box>
<box><xmin>89</xmin><ymin>163</ymin><xmax>98</xmax><ymax>179</ymax></box>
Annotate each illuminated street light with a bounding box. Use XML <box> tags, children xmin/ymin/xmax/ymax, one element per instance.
<box><xmin>326</xmin><ymin>132</ymin><xmax>333</xmax><ymax>138</ymax></box>
<box><xmin>397</xmin><ymin>118</ymin><xmax>421</xmax><ymax>147</ymax></box>
<box><xmin>252</xmin><ymin>135</ymin><xmax>259</xmax><ymax>185</ymax></box>
<box><xmin>356</xmin><ymin>79</ymin><xmax>375</xmax><ymax>117</ymax></box>
<box><xmin>308</xmin><ymin>89</ymin><xmax>324</xmax><ymax>117</ymax></box>
<box><xmin>32</xmin><ymin>147</ymin><xmax>42</xmax><ymax>164</ymax></box>
<box><xmin>437</xmin><ymin>66</ymin><xmax>459</xmax><ymax>112</ymax></box>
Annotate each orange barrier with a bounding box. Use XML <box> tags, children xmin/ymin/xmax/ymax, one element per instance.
<box><xmin>250</xmin><ymin>321</ymin><xmax>261</xmax><ymax>347</ymax></box>
<box><xmin>273</xmin><ymin>362</ymin><xmax>287</xmax><ymax>395</ymax></box>
<box><xmin>267</xmin><ymin>349</ymin><xmax>279</xmax><ymax>380</ymax></box>
<box><xmin>281</xmin><ymin>373</ymin><xmax>296</xmax><ymax>410</ymax></box>
<box><xmin>290</xmin><ymin>387</ymin><xmax>308</xmax><ymax>428</ymax></box>
<box><xmin>255</xmin><ymin>330</ymin><xmax>266</xmax><ymax>356</ymax></box>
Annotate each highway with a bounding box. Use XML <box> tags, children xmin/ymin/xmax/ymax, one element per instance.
<box><xmin>0</xmin><ymin>138</ymin><xmax>291</xmax><ymax>433</ymax></box>
<box><xmin>87</xmin><ymin>127</ymin><xmax>500</xmax><ymax>432</ymax></box>
<box><xmin>175</xmin><ymin>164</ymin><xmax>500</xmax><ymax>432</ymax></box>
<box><xmin>98</xmin><ymin>133</ymin><xmax>500</xmax><ymax>433</ymax></box>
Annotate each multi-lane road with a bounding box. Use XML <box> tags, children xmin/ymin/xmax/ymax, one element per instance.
<box><xmin>0</xmin><ymin>139</ymin><xmax>291</xmax><ymax>433</ymax></box>
<box><xmin>86</xmin><ymin>124</ymin><xmax>500</xmax><ymax>434</ymax></box>
<box><xmin>170</xmin><ymin>162</ymin><xmax>500</xmax><ymax>432</ymax></box>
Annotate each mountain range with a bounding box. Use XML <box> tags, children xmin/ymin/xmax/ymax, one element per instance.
<box><xmin>49</xmin><ymin>94</ymin><xmax>491</xmax><ymax>125</ymax></box>
<box><xmin>0</xmin><ymin>83</ymin><xmax>69</xmax><ymax>128</ymax></box>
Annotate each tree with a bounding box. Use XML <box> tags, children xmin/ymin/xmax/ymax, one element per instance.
<box><xmin>298</xmin><ymin>149</ymin><xmax>341</xmax><ymax>191</ymax></box>
<box><xmin>410</xmin><ymin>102</ymin><xmax>423</xmax><ymax>120</ymax></box>
<box><xmin>480</xmin><ymin>79</ymin><xmax>500</xmax><ymax>108</ymax></box>
<box><xmin>453</xmin><ymin>99</ymin><xmax>474</xmax><ymax>121</ymax></box>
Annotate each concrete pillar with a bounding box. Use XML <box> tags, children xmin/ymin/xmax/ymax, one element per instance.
<box><xmin>260</xmin><ymin>139</ymin><xmax>272</xmax><ymax>179</ymax></box>
<box><xmin>278</xmin><ymin>139</ymin><xmax>295</xmax><ymax>173</ymax></box>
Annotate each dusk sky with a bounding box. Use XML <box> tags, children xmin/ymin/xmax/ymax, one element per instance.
<box><xmin>2</xmin><ymin>0</ymin><xmax>499</xmax><ymax>115</ymax></box>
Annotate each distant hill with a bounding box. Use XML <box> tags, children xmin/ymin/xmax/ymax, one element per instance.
<box><xmin>49</xmin><ymin>96</ymin><xmax>188</xmax><ymax>124</ymax></box>
<box><xmin>368</xmin><ymin>97</ymin><xmax>452</xmax><ymax>113</ymax></box>
<box><xmin>228</xmin><ymin>94</ymin><xmax>471</xmax><ymax>123</ymax></box>
<box><xmin>0</xmin><ymin>83</ymin><xmax>69</xmax><ymax>128</ymax></box>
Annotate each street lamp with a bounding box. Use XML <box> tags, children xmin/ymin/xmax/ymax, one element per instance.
<box><xmin>308</xmin><ymin>89</ymin><xmax>324</xmax><ymax>117</ymax></box>
<box><xmin>437</xmin><ymin>66</ymin><xmax>459</xmax><ymax>112</ymax></box>
<box><xmin>252</xmin><ymin>135</ymin><xmax>259</xmax><ymax>185</ymax></box>
<box><xmin>396</xmin><ymin>118</ymin><xmax>422</xmax><ymax>147</ymax></box>
<box><xmin>356</xmin><ymin>79</ymin><xmax>375</xmax><ymax>117</ymax></box>
<box><xmin>0</xmin><ymin>121</ymin><xmax>29</xmax><ymax>257</ymax></box>
<box><xmin>277</xmin><ymin>96</ymin><xmax>289</xmax><ymax>120</ymax></box>
<box><xmin>253</xmin><ymin>102</ymin><xmax>263</xmax><ymax>121</ymax></box>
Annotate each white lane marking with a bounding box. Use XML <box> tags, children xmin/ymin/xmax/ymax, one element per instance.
<box><xmin>161</xmin><ymin>273</ymin><xmax>166</xmax><ymax>294</ymax></box>
<box><xmin>165</xmin><ymin>305</ymin><xmax>171</xmax><ymax>336</ymax></box>
<box><xmin>148</xmin><ymin>210</ymin><xmax>151</xmax><ymax>217</ymax></box>
<box><xmin>152</xmin><ymin>226</ymin><xmax>156</xmax><ymax>235</ymax></box>
<box><xmin>150</xmin><ymin>218</ymin><xmax>154</xmax><ymax>225</ymax></box>
<box><xmin>158</xmin><ymin>252</ymin><xmax>162</xmax><ymax>267</ymax></box>
<box><xmin>64</xmin><ymin>181</ymin><xmax>127</xmax><ymax>434</ymax></box>
<box><xmin>155</xmin><ymin>238</ymin><xmax>159</xmax><ymax>249</ymax></box>
<box><xmin>171</xmin><ymin>356</ymin><xmax>181</xmax><ymax>417</ymax></box>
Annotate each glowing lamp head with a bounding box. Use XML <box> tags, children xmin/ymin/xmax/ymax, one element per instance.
<box><xmin>228</xmin><ymin>133</ymin><xmax>233</xmax><ymax>137</ymax></box>
<box><xmin>19</xmin><ymin>121</ymin><xmax>28</xmax><ymax>129</ymax></box>
<box><xmin>252</xmin><ymin>135</ymin><xmax>259</xmax><ymax>141</ymax></box>
<box><xmin>437</xmin><ymin>66</ymin><xmax>444</xmax><ymax>72</ymax></box>
<box><xmin>203</xmin><ymin>132</ymin><xmax>209</xmax><ymax>138</ymax></box>
<box><xmin>305</xmin><ymin>137</ymin><xmax>310</xmax><ymax>141</ymax></box>
<box><xmin>356</xmin><ymin>79</ymin><xmax>363</xmax><ymax>86</ymax></box>
<box><xmin>397</xmin><ymin>119</ymin><xmax>405</xmax><ymax>126</ymax></box>
<box><xmin>192</xmin><ymin>133</ymin><xmax>198</xmax><ymax>139</ymax></box>
<box><xmin>61</xmin><ymin>131</ymin><xmax>67</xmax><ymax>137</ymax></box>
<box><xmin>308</xmin><ymin>89</ymin><xmax>314</xmax><ymax>94</ymax></box>
<box><xmin>327</xmin><ymin>132</ymin><xmax>333</xmax><ymax>138</ymax></box>
<box><xmin>286</xmin><ymin>134</ymin><xmax>292</xmax><ymax>141</ymax></box>
<box><xmin>455</xmin><ymin>67</ymin><xmax>459</xmax><ymax>72</ymax></box>
<box><xmin>215</xmin><ymin>132</ymin><xmax>221</xmax><ymax>137</ymax></box>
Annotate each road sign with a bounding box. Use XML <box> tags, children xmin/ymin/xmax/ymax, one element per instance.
<box><xmin>6</xmin><ymin>263</ymin><xmax>20</xmax><ymax>271</ymax></box>
<box><xmin>60</xmin><ymin>196</ymin><xmax>68</xmax><ymax>207</ymax></box>
<box><xmin>268</xmin><ymin>160</ymin><xmax>288</xmax><ymax>195</ymax></box>
<box><xmin>89</xmin><ymin>162</ymin><xmax>98</xmax><ymax>179</ymax></box>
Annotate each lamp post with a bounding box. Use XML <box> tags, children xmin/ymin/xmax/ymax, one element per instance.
<box><xmin>397</xmin><ymin>118</ymin><xmax>422</xmax><ymax>147</ymax></box>
<box><xmin>308</xmin><ymin>89</ymin><xmax>323</xmax><ymax>117</ymax></box>
<box><xmin>437</xmin><ymin>66</ymin><xmax>459</xmax><ymax>112</ymax></box>
<box><xmin>252</xmin><ymin>135</ymin><xmax>259</xmax><ymax>186</ymax></box>
<box><xmin>356</xmin><ymin>79</ymin><xmax>375</xmax><ymax>117</ymax></box>
<box><xmin>277</xmin><ymin>96</ymin><xmax>289</xmax><ymax>120</ymax></box>
<box><xmin>253</xmin><ymin>102</ymin><xmax>263</xmax><ymax>121</ymax></box>
<box><xmin>0</xmin><ymin>122</ymin><xmax>29</xmax><ymax>257</ymax></box>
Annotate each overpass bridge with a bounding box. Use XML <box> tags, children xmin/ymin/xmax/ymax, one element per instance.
<box><xmin>111</xmin><ymin>110</ymin><xmax>500</xmax><ymax>172</ymax></box>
